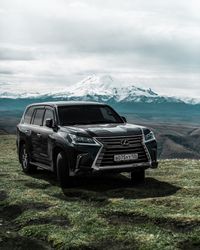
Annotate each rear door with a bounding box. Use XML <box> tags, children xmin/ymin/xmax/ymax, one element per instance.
<box><xmin>17</xmin><ymin>106</ymin><xmax>35</xmax><ymax>155</ymax></box>
<box><xmin>30</xmin><ymin>107</ymin><xmax>45</xmax><ymax>162</ymax></box>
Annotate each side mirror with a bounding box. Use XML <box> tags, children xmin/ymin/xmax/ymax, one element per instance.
<box><xmin>121</xmin><ymin>116</ymin><xmax>127</xmax><ymax>123</ymax></box>
<box><xmin>45</xmin><ymin>118</ymin><xmax>54</xmax><ymax>128</ymax></box>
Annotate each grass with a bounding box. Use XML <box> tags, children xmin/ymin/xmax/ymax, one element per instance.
<box><xmin>0</xmin><ymin>135</ymin><xmax>200</xmax><ymax>250</ymax></box>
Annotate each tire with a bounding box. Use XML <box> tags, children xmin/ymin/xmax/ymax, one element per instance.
<box><xmin>20</xmin><ymin>143</ymin><xmax>37</xmax><ymax>173</ymax></box>
<box><xmin>131</xmin><ymin>169</ymin><xmax>145</xmax><ymax>184</ymax></box>
<box><xmin>56</xmin><ymin>151</ymin><xmax>73</xmax><ymax>188</ymax></box>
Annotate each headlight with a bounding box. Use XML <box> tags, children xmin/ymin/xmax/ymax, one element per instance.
<box><xmin>68</xmin><ymin>134</ymin><xmax>96</xmax><ymax>145</ymax></box>
<box><xmin>144</xmin><ymin>131</ymin><xmax>155</xmax><ymax>142</ymax></box>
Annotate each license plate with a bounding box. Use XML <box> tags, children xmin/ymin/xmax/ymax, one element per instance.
<box><xmin>114</xmin><ymin>153</ymin><xmax>138</xmax><ymax>162</ymax></box>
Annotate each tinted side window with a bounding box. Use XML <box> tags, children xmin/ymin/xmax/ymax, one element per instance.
<box><xmin>43</xmin><ymin>109</ymin><xmax>54</xmax><ymax>126</ymax></box>
<box><xmin>24</xmin><ymin>107</ymin><xmax>34</xmax><ymax>124</ymax></box>
<box><xmin>32</xmin><ymin>109</ymin><xmax>45</xmax><ymax>126</ymax></box>
<box><xmin>100</xmin><ymin>107</ymin><xmax>117</xmax><ymax>122</ymax></box>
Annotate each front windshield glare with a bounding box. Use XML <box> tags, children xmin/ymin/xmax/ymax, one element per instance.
<box><xmin>58</xmin><ymin>105</ymin><xmax>123</xmax><ymax>126</ymax></box>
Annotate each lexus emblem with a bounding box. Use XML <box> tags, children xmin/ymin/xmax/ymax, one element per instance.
<box><xmin>121</xmin><ymin>139</ymin><xmax>129</xmax><ymax>146</ymax></box>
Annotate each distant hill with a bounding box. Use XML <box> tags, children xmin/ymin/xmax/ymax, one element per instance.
<box><xmin>139</xmin><ymin>122</ymin><xmax>200</xmax><ymax>159</ymax></box>
<box><xmin>0</xmin><ymin>129</ymin><xmax>8</xmax><ymax>135</ymax></box>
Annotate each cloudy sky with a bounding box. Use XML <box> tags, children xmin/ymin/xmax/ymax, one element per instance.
<box><xmin>0</xmin><ymin>0</ymin><xmax>200</xmax><ymax>97</ymax></box>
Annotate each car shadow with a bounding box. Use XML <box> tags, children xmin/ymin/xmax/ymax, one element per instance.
<box><xmin>65</xmin><ymin>175</ymin><xmax>180</xmax><ymax>200</ymax></box>
<box><xmin>25</xmin><ymin>169</ymin><xmax>57</xmax><ymax>187</ymax></box>
<box><xmin>29</xmin><ymin>170</ymin><xmax>180</xmax><ymax>201</ymax></box>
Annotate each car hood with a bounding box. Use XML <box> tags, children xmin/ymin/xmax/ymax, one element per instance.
<box><xmin>62</xmin><ymin>123</ymin><xmax>144</xmax><ymax>137</ymax></box>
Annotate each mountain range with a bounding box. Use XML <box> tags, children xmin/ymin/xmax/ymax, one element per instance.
<box><xmin>0</xmin><ymin>75</ymin><xmax>199</xmax><ymax>105</ymax></box>
<box><xmin>1</xmin><ymin>75</ymin><xmax>200</xmax><ymax>159</ymax></box>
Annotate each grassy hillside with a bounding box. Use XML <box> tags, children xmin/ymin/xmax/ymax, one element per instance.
<box><xmin>0</xmin><ymin>135</ymin><xmax>200</xmax><ymax>249</ymax></box>
<box><xmin>141</xmin><ymin>122</ymin><xmax>200</xmax><ymax>159</ymax></box>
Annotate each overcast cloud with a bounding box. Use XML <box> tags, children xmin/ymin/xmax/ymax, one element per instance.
<box><xmin>0</xmin><ymin>0</ymin><xmax>200</xmax><ymax>97</ymax></box>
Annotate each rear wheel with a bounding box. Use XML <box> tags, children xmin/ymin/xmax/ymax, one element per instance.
<box><xmin>20</xmin><ymin>144</ymin><xmax>37</xmax><ymax>173</ymax></box>
<box><xmin>131</xmin><ymin>169</ymin><xmax>145</xmax><ymax>184</ymax></box>
<box><xmin>56</xmin><ymin>151</ymin><xmax>74</xmax><ymax>188</ymax></box>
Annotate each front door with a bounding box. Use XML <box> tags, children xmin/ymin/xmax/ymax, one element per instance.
<box><xmin>39</xmin><ymin>108</ymin><xmax>56</xmax><ymax>165</ymax></box>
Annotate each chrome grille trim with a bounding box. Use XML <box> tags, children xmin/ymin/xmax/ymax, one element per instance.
<box><xmin>141</xmin><ymin>129</ymin><xmax>152</xmax><ymax>166</ymax></box>
<box><xmin>91</xmin><ymin>132</ymin><xmax>151</xmax><ymax>170</ymax></box>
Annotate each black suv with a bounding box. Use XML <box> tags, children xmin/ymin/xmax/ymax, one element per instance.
<box><xmin>17</xmin><ymin>101</ymin><xmax>158</xmax><ymax>187</ymax></box>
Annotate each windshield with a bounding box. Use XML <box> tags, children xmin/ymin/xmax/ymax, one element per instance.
<box><xmin>58</xmin><ymin>105</ymin><xmax>124</xmax><ymax>126</ymax></box>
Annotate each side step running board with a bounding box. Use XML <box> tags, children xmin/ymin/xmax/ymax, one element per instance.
<box><xmin>30</xmin><ymin>161</ymin><xmax>52</xmax><ymax>171</ymax></box>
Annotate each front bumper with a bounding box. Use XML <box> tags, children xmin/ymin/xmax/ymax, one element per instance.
<box><xmin>73</xmin><ymin>137</ymin><xmax>158</xmax><ymax>173</ymax></box>
<box><xmin>92</xmin><ymin>162</ymin><xmax>151</xmax><ymax>172</ymax></box>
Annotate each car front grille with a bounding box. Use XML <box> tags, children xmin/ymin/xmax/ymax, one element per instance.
<box><xmin>95</xmin><ymin>135</ymin><xmax>149</xmax><ymax>167</ymax></box>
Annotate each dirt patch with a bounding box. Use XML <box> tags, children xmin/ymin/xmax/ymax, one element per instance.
<box><xmin>24</xmin><ymin>215</ymin><xmax>70</xmax><ymax>227</ymax></box>
<box><xmin>0</xmin><ymin>202</ymin><xmax>54</xmax><ymax>249</ymax></box>
<box><xmin>0</xmin><ymin>202</ymin><xmax>51</xmax><ymax>222</ymax></box>
<box><xmin>178</xmin><ymin>239</ymin><xmax>200</xmax><ymax>250</ymax></box>
<box><xmin>54</xmin><ymin>191</ymin><xmax>109</xmax><ymax>206</ymax></box>
<box><xmin>0</xmin><ymin>173</ymin><xmax>9</xmax><ymax>177</ymax></box>
<box><xmin>21</xmin><ymin>202</ymin><xmax>52</xmax><ymax>210</ymax></box>
<box><xmin>0</xmin><ymin>204</ymin><xmax>23</xmax><ymax>220</ymax></box>
<box><xmin>24</xmin><ymin>181</ymin><xmax>51</xmax><ymax>189</ymax></box>
<box><xmin>0</xmin><ymin>190</ymin><xmax>8</xmax><ymax>201</ymax></box>
<box><xmin>88</xmin><ymin>239</ymin><xmax>139</xmax><ymax>250</ymax></box>
<box><xmin>105</xmin><ymin>212</ymin><xmax>149</xmax><ymax>225</ymax></box>
<box><xmin>154</xmin><ymin>217</ymin><xmax>200</xmax><ymax>233</ymax></box>
<box><xmin>104</xmin><ymin>211</ymin><xmax>200</xmax><ymax>233</ymax></box>
<box><xmin>0</xmin><ymin>235</ymin><xmax>52</xmax><ymax>250</ymax></box>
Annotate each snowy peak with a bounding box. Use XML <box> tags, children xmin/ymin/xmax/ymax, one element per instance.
<box><xmin>54</xmin><ymin>74</ymin><xmax>160</xmax><ymax>102</ymax></box>
<box><xmin>67</xmin><ymin>75</ymin><xmax>117</xmax><ymax>96</ymax></box>
<box><xmin>118</xmin><ymin>85</ymin><xmax>158</xmax><ymax>98</ymax></box>
<box><xmin>81</xmin><ymin>75</ymin><xmax>114</xmax><ymax>87</ymax></box>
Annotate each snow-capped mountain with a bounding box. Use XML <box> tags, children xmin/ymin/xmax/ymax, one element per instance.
<box><xmin>52</xmin><ymin>75</ymin><xmax>164</xmax><ymax>102</ymax></box>
<box><xmin>178</xmin><ymin>96</ymin><xmax>200</xmax><ymax>105</ymax></box>
<box><xmin>0</xmin><ymin>74</ymin><xmax>198</xmax><ymax>104</ymax></box>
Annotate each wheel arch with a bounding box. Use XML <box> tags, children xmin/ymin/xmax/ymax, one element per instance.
<box><xmin>52</xmin><ymin>145</ymin><xmax>65</xmax><ymax>173</ymax></box>
<box><xmin>18</xmin><ymin>139</ymin><xmax>26</xmax><ymax>163</ymax></box>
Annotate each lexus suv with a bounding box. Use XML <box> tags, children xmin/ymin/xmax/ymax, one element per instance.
<box><xmin>17</xmin><ymin>101</ymin><xmax>158</xmax><ymax>188</ymax></box>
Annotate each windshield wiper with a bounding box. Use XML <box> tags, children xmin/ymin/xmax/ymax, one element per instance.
<box><xmin>89</xmin><ymin>121</ymin><xmax>111</xmax><ymax>124</ymax></box>
<box><xmin>64</xmin><ymin>122</ymin><xmax>90</xmax><ymax>126</ymax></box>
<box><xmin>64</xmin><ymin>121</ymin><xmax>117</xmax><ymax>126</ymax></box>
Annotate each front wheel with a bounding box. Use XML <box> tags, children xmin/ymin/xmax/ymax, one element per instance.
<box><xmin>20</xmin><ymin>144</ymin><xmax>37</xmax><ymax>173</ymax></box>
<box><xmin>56</xmin><ymin>151</ymin><xmax>74</xmax><ymax>188</ymax></box>
<box><xmin>131</xmin><ymin>169</ymin><xmax>145</xmax><ymax>184</ymax></box>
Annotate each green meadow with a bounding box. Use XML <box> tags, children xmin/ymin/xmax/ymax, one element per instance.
<box><xmin>0</xmin><ymin>135</ymin><xmax>200</xmax><ymax>249</ymax></box>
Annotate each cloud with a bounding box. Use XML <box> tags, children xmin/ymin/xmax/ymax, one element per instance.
<box><xmin>0</xmin><ymin>46</ymin><xmax>35</xmax><ymax>60</ymax></box>
<box><xmin>0</xmin><ymin>0</ymin><xmax>200</xmax><ymax>97</ymax></box>
<box><xmin>0</xmin><ymin>70</ymin><xmax>13</xmax><ymax>75</ymax></box>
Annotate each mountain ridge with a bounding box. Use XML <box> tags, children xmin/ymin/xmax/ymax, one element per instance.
<box><xmin>0</xmin><ymin>74</ymin><xmax>198</xmax><ymax>104</ymax></box>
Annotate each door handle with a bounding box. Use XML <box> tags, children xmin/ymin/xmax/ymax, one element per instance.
<box><xmin>25</xmin><ymin>129</ymin><xmax>31</xmax><ymax>135</ymax></box>
<box><xmin>37</xmin><ymin>133</ymin><xmax>42</xmax><ymax>138</ymax></box>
